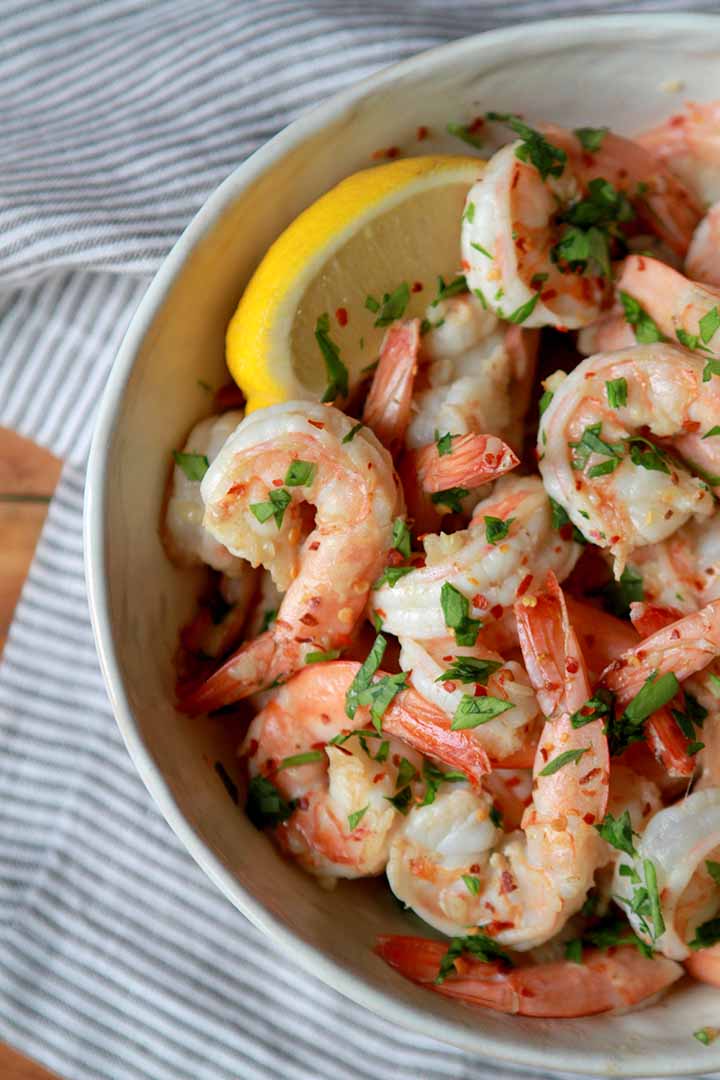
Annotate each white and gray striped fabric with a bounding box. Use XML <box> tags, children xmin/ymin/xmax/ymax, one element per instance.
<box><xmin>0</xmin><ymin>3</ymin><xmax>715</xmax><ymax>1079</ymax></box>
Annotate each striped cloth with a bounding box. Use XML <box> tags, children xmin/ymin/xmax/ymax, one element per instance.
<box><xmin>0</xmin><ymin>3</ymin><xmax>714</xmax><ymax>1078</ymax></box>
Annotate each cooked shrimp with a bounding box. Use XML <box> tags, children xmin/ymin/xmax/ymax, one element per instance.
<box><xmin>374</xmin><ymin>935</ymin><xmax>682</xmax><ymax>1017</ymax></box>
<box><xmin>362</xmin><ymin>319</ymin><xmax>420</xmax><ymax>452</ymax></box>
<box><xmin>685</xmin><ymin>942</ymin><xmax>720</xmax><ymax>987</ymax></box>
<box><xmin>462</xmin><ymin>124</ymin><xmax>700</xmax><ymax>330</ymax></box>
<box><xmin>602</xmin><ymin>599</ymin><xmax>720</xmax><ymax>706</ymax></box>
<box><xmin>243</xmin><ymin>662</ymin><xmax>423</xmax><ymax>878</ymax></box>
<box><xmin>577</xmin><ymin>313</ymin><xmax>635</xmax><ymax>356</ymax></box>
<box><xmin>687</xmin><ymin>202</ymin><xmax>720</xmax><ymax>286</ymax></box>
<box><xmin>371</xmin><ymin>475</ymin><xmax>581</xmax><ymax>641</ymax></box>
<box><xmin>385</xmin><ymin>574</ymin><xmax>609</xmax><ymax>946</ymax></box>
<box><xmin>638</xmin><ymin>100</ymin><xmax>720</xmax><ymax>205</ymax></box>
<box><xmin>406</xmin><ymin>294</ymin><xmax>539</xmax><ymax>454</ymax></box>
<box><xmin>539</xmin><ymin>343</ymin><xmax>717</xmax><ymax>573</ymax></box>
<box><xmin>617</xmin><ymin>255</ymin><xmax>720</xmax><ymax>362</ymax></box>
<box><xmin>625</xmin><ymin>516</ymin><xmax>720</xmax><ymax>614</ymax></box>
<box><xmin>613</xmin><ymin>788</ymin><xmax>720</xmax><ymax>959</ymax></box>
<box><xmin>398</xmin><ymin>636</ymin><xmax>540</xmax><ymax>767</ymax></box>
<box><xmin>164</xmin><ymin>410</ymin><xmax>247</xmax><ymax>574</ymax></box>
<box><xmin>415</xmin><ymin>432</ymin><xmax>518</xmax><ymax>494</ymax></box>
<box><xmin>179</xmin><ymin>402</ymin><xmax>402</xmax><ymax>712</ymax></box>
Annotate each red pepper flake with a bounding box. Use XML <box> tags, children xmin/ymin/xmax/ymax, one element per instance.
<box><xmin>271</xmin><ymin>478</ymin><xmax>284</xmax><ymax>487</ymax></box>
<box><xmin>483</xmin><ymin>919</ymin><xmax>513</xmax><ymax>935</ymax></box>
<box><xmin>416</xmin><ymin>125</ymin><xmax>429</xmax><ymax>141</ymax></box>
<box><xmin>671</xmin><ymin>628</ymin><xmax>680</xmax><ymax>640</ymax></box>
<box><xmin>511</xmin><ymin>169</ymin><xmax>520</xmax><ymax>191</ymax></box>
<box><xmin>373</xmin><ymin>772</ymin><xmax>386</xmax><ymax>784</ymax></box>
<box><xmin>566</xmin><ymin>657</ymin><xmax>579</xmax><ymax>674</ymax></box>
<box><xmin>637</xmin><ymin>256</ymin><xmax>646</xmax><ymax>272</ymax></box>
<box><xmin>514</xmin><ymin>235</ymin><xmax>528</xmax><ymax>254</ymax></box>
<box><xmin>470</xmin><ymin>863</ymin><xmax>481</xmax><ymax>873</ymax></box>
<box><xmin>411</xmin><ymin>281</ymin><xmax>423</xmax><ymax>293</ymax></box>
<box><xmin>226</xmin><ymin>482</ymin><xmax>245</xmax><ymax>496</ymax></box>
<box><xmin>246</xmin><ymin>739</ymin><xmax>259</xmax><ymax>758</ymax></box>
<box><xmin>308</xmin><ymin>419</ymin><xmax>325</xmax><ymax>429</ymax></box>
<box><xmin>474</xmin><ymin>684</ymin><xmax>488</xmax><ymax>697</ymax></box>
<box><xmin>559</xmin><ymin>523</ymin><xmax>573</xmax><ymax>541</ymax></box>
<box><xmin>461</xmin><ymin>258</ymin><xmax>471</xmax><ymax>271</ymax></box>
<box><xmin>583</xmin><ymin>812</ymin><xmax>596</xmax><ymax>825</ymax></box>
<box><xmin>335</xmin><ymin>307</ymin><xmax>348</xmax><ymax>327</ymax></box>
<box><xmin>372</xmin><ymin>146</ymin><xmax>400</xmax><ymax>160</ymax></box>
<box><xmin>443</xmin><ymin>681</ymin><xmax>457</xmax><ymax>694</ymax></box>
<box><xmin>618</xmin><ymin>168</ymin><xmax>628</xmax><ymax>180</ymax></box>
<box><xmin>540</xmin><ymin>288</ymin><xmax>558</xmax><ymax>302</ymax></box>
<box><xmin>308</xmin><ymin>541</ymin><xmax>320</xmax><ymax>552</ymax></box>
<box><xmin>392</xmin><ymin>753</ymin><xmax>401</xmax><ymax>767</ymax></box>
<box><xmin>556</xmin><ymin>324</ymin><xmax>569</xmax><ymax>333</ymax></box>
<box><xmin>499</xmin><ymin>870</ymin><xmax>517</xmax><ymax>895</ymax></box>
<box><xmin>473</xmin><ymin>594</ymin><xmax>489</xmax><ymax>610</ymax></box>
<box><xmin>516</xmin><ymin>574</ymin><xmax>533</xmax><ymax>597</ymax></box>
<box><xmin>670</xmin><ymin>114</ymin><xmax>684</xmax><ymax>128</ymax></box>
<box><xmin>490</xmin><ymin>604</ymin><xmax>504</xmax><ymax>620</ymax></box>
<box><xmin>300</xmin><ymin>613</ymin><xmax>318</xmax><ymax>627</ymax></box>
<box><xmin>579</xmin><ymin>768</ymin><xmax>602</xmax><ymax>785</ymax></box>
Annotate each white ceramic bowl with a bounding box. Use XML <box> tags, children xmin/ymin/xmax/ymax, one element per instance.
<box><xmin>85</xmin><ymin>14</ymin><xmax>720</xmax><ymax>1074</ymax></box>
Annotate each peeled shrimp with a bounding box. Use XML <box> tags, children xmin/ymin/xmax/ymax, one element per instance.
<box><xmin>638</xmin><ymin>100</ymin><xmax>720</xmax><ymax>206</ymax></box>
<box><xmin>687</xmin><ymin>203</ymin><xmax>720</xmax><ymax>286</ymax></box>
<box><xmin>180</xmin><ymin>402</ymin><xmax>402</xmax><ymax>712</ymax></box>
<box><xmin>462</xmin><ymin>125</ymin><xmax>700</xmax><ymax>330</ymax></box>
<box><xmin>624</xmin><ymin>516</ymin><xmax>720</xmax><ymax>614</ymax></box>
<box><xmin>613</xmin><ymin>788</ymin><xmax>720</xmax><ymax>960</ymax></box>
<box><xmin>386</xmin><ymin>573</ymin><xmax>609</xmax><ymax>947</ymax></box>
<box><xmin>243</xmin><ymin>662</ymin><xmax>423</xmax><ymax>878</ymax></box>
<box><xmin>371</xmin><ymin>474</ymin><xmax>581</xmax><ymax>641</ymax></box>
<box><xmin>539</xmin><ymin>342</ymin><xmax>717</xmax><ymax>572</ymax></box>
<box><xmin>398</xmin><ymin>636</ymin><xmax>540</xmax><ymax>767</ymax></box>
<box><xmin>406</xmin><ymin>294</ymin><xmax>539</xmax><ymax>454</ymax></box>
<box><xmin>164</xmin><ymin>410</ymin><xmax>247</xmax><ymax>574</ymax></box>
<box><xmin>375</xmin><ymin>935</ymin><xmax>682</xmax><ymax>1017</ymax></box>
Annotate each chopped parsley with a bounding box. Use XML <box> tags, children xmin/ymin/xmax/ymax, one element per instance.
<box><xmin>551</xmin><ymin>179</ymin><xmax>634</xmax><ymax>278</ymax></box>
<box><xmin>431</xmin><ymin>486</ymin><xmax>469</xmax><ymax>513</ymax></box>
<box><xmin>259</xmin><ymin>608</ymin><xmax>277</xmax><ymax>633</ymax></box>
<box><xmin>386</xmin><ymin>784</ymin><xmax>414</xmax><ymax>814</ymax></box>
<box><xmin>539</xmin><ymin>389</ymin><xmax>554</xmax><ymax>416</ymax></box>
<box><xmin>305</xmin><ymin>649</ymin><xmax>342</xmax><ymax>664</ymax></box>
<box><xmin>436</xmin><ymin>657</ymin><xmax>503</xmax><ymax>685</ymax></box>
<box><xmin>706</xmin><ymin>860</ymin><xmax>720</xmax><ymax>885</ymax></box>
<box><xmin>463</xmin><ymin>201</ymin><xmax>476</xmax><ymax>224</ymax></box>
<box><xmin>627</xmin><ymin>436</ymin><xmax>670</xmax><ymax>474</ymax></box>
<box><xmin>345</xmin><ymin>647</ymin><xmax>408</xmax><ymax>733</ymax></box>
<box><xmin>548</xmin><ymin>496</ymin><xmax>588</xmax><ymax>545</ymax></box>
<box><xmin>595</xmin><ymin>809</ymin><xmax>638</xmax><ymax>857</ymax></box>
<box><xmin>700</xmin><ymin>305</ymin><xmax>720</xmax><ymax>344</ymax></box>
<box><xmin>462</xmin><ymin>874</ymin><xmax>481</xmax><ymax>896</ymax></box>
<box><xmin>246</xmin><ymin>775</ymin><xmax>295</xmax><ymax>829</ymax></box>
<box><xmin>249</xmin><ymin>487</ymin><xmax>292</xmax><ymax>528</ymax></box>
<box><xmin>570</xmin><ymin>688</ymin><xmax>614</xmax><ymax>729</ymax></box>
<box><xmin>440</xmin><ymin>582</ymin><xmax>482</xmax><ymax>647</ymax></box>
<box><xmin>570</xmin><ymin>914</ymin><xmax>653</xmax><ymax>959</ymax></box>
<box><xmin>703</xmin><ymin>358</ymin><xmax>720</xmax><ymax>381</ymax></box>
<box><xmin>365</xmin><ymin>282</ymin><xmax>410</xmax><ymax>327</ymax></box>
<box><xmin>605</xmin><ymin>377</ymin><xmax>628</xmax><ymax>409</ymax></box>
<box><xmin>315</xmin><ymin>313</ymin><xmax>349</xmax><ymax>402</ymax></box>
<box><xmin>608</xmin><ymin>671</ymin><xmax>680</xmax><ymax>757</ymax></box>
<box><xmin>470</xmin><ymin>240</ymin><xmax>493</xmax><ymax>259</ymax></box>
<box><xmin>345</xmin><ymin>633</ymin><xmax>386</xmax><ymax>720</ymax></box>
<box><xmin>538</xmin><ymin>747</ymin><xmax>589</xmax><ymax>776</ymax></box>
<box><xmin>342</xmin><ymin>421</ymin><xmax>364</xmax><ymax>444</ymax></box>
<box><xmin>486</xmin><ymin>112</ymin><xmax>567</xmax><ymax>180</ymax></box>
<box><xmin>489</xmin><ymin>804</ymin><xmax>503</xmax><ymax>828</ymax></box>
<box><xmin>484</xmin><ymin>515</ymin><xmax>513</xmax><ymax>545</ymax></box>
<box><xmin>506</xmin><ymin>293</ymin><xmax>540</xmax><ymax>324</ymax></box>
<box><xmin>694</xmin><ymin>1027</ymin><xmax>718</xmax><ymax>1046</ymax></box>
<box><xmin>348</xmin><ymin>805</ymin><xmax>369</xmax><ymax>831</ymax></box>
<box><xmin>432</xmin><ymin>274</ymin><xmax>469</xmax><ymax>306</ymax></box>
<box><xmin>619</xmin><ymin>290</ymin><xmax>665</xmax><ymax>343</ymax></box>
<box><xmin>173</xmin><ymin>450</ymin><xmax>209</xmax><ymax>481</ymax></box>
<box><xmin>451</xmin><ymin>694</ymin><xmax>514</xmax><ymax>730</ymax></box>
<box><xmin>391</xmin><ymin>517</ymin><xmax>412</xmax><ymax>558</ymax></box>
<box><xmin>395</xmin><ymin>757</ymin><xmax>418</xmax><ymax>790</ymax></box>
<box><xmin>284</xmin><ymin>459</ymin><xmax>317</xmax><ymax>486</ymax></box>
<box><xmin>702</xmin><ymin>426</ymin><xmax>720</xmax><ymax>439</ymax></box>
<box><xmin>565</xmin><ymin>938</ymin><xmax>583</xmax><ymax>964</ymax></box>
<box><xmin>420</xmin><ymin>760</ymin><xmax>467</xmax><ymax>807</ymax></box>
<box><xmin>435</xmin><ymin>430</ymin><xmax>454</xmax><ymax>456</ymax></box>
<box><xmin>373</xmin><ymin>565</ymin><xmax>414</xmax><ymax>589</ymax></box>
<box><xmin>574</xmin><ymin>126</ymin><xmax>609</xmax><ymax>152</ymax></box>
<box><xmin>435</xmin><ymin>933</ymin><xmax>512</xmax><ymax>984</ymax></box>
<box><xmin>597</xmin><ymin>564</ymin><xmax>643</xmax><ymax>619</ymax></box>
<box><xmin>276</xmin><ymin>750</ymin><xmax>324</xmax><ymax>770</ymax></box>
<box><xmin>447</xmin><ymin>121</ymin><xmax>484</xmax><ymax>150</ymax></box>
<box><xmin>689</xmin><ymin>917</ymin><xmax>720</xmax><ymax>951</ymax></box>
<box><xmin>569</xmin><ymin>422</ymin><xmax>624</xmax><ymax>473</ymax></box>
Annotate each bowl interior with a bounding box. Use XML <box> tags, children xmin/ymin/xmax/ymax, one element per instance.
<box><xmin>90</xmin><ymin>15</ymin><xmax>720</xmax><ymax>1074</ymax></box>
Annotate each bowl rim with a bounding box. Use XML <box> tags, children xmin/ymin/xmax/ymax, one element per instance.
<box><xmin>84</xmin><ymin>12</ymin><xmax>720</xmax><ymax>1073</ymax></box>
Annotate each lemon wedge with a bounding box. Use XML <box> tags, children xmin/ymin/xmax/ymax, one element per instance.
<box><xmin>226</xmin><ymin>155</ymin><xmax>484</xmax><ymax>412</ymax></box>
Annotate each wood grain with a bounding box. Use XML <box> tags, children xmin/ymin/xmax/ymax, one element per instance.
<box><xmin>0</xmin><ymin>425</ymin><xmax>63</xmax><ymax>1078</ymax></box>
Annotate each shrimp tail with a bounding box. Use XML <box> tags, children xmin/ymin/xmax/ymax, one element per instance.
<box><xmin>375</xmin><ymin>935</ymin><xmax>683</xmax><ymax>1017</ymax></box>
<box><xmin>178</xmin><ymin>628</ymin><xmax>294</xmax><ymax>714</ymax></box>
<box><xmin>363</xmin><ymin>319</ymin><xmax>420</xmax><ymax>451</ymax></box>
<box><xmin>384</xmin><ymin>687</ymin><xmax>491</xmax><ymax>787</ymax></box>
<box><xmin>416</xmin><ymin>433</ymin><xmax>519</xmax><ymax>494</ymax></box>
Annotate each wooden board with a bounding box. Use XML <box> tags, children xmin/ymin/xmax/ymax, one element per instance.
<box><xmin>0</xmin><ymin>426</ymin><xmax>63</xmax><ymax>1078</ymax></box>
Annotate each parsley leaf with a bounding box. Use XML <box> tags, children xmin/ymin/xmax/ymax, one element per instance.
<box><xmin>440</xmin><ymin>582</ymin><xmax>482</xmax><ymax>647</ymax></box>
<box><xmin>315</xmin><ymin>313</ymin><xmax>349</xmax><ymax>402</ymax></box>
<box><xmin>305</xmin><ymin>649</ymin><xmax>342</xmax><ymax>664</ymax></box>
<box><xmin>569</xmin><ymin>422</ymin><xmax>624</xmax><ymax>472</ymax></box>
<box><xmin>595</xmin><ymin>809</ymin><xmax>638</xmax><ymax>857</ymax></box>
<box><xmin>259</xmin><ymin>608</ymin><xmax>277</xmax><ymax>633</ymax></box>
<box><xmin>627</xmin><ymin>436</ymin><xmax>670</xmax><ymax>474</ymax></box>
<box><xmin>391</xmin><ymin>517</ymin><xmax>412</xmax><ymax>558</ymax></box>
<box><xmin>598</xmin><ymin>564</ymin><xmax>643</xmax><ymax>619</ymax></box>
<box><xmin>485</xmin><ymin>515</ymin><xmax>513</xmax><ymax>544</ymax></box>
<box><xmin>608</xmin><ymin>671</ymin><xmax>680</xmax><ymax>756</ymax></box>
<box><xmin>470</xmin><ymin>240</ymin><xmax>493</xmax><ymax>258</ymax></box>
<box><xmin>451</xmin><ymin>694</ymin><xmax>514</xmax><ymax>730</ymax></box>
<box><xmin>689</xmin><ymin>917</ymin><xmax>720</xmax><ymax>951</ymax></box>
<box><xmin>436</xmin><ymin>657</ymin><xmax>502</xmax><ymax>685</ymax></box>
<box><xmin>619</xmin><ymin>290</ymin><xmax>665</xmax><ymax>343</ymax></box>
<box><xmin>249</xmin><ymin>487</ymin><xmax>292</xmax><ymax>528</ymax></box>
<box><xmin>348</xmin><ymin>805</ymin><xmax>369</xmax><ymax>831</ymax></box>
<box><xmin>284</xmin><ymin>459</ymin><xmax>316</xmax><ymax>487</ymax></box>
<box><xmin>369</xmin><ymin>282</ymin><xmax>410</xmax><ymax>328</ymax></box>
<box><xmin>548</xmin><ymin>495</ymin><xmax>587</xmax><ymax>545</ymax></box>
<box><xmin>700</xmin><ymin>306</ymin><xmax>720</xmax><ymax>344</ymax></box>
<box><xmin>345</xmin><ymin>634</ymin><xmax>386</xmax><ymax>720</ymax></box>
<box><xmin>539</xmin><ymin>747</ymin><xmax>589</xmax><ymax>776</ymax></box>
<box><xmin>703</xmin><ymin>358</ymin><xmax>720</xmax><ymax>381</ymax></box>
<box><xmin>565</xmin><ymin>938</ymin><xmax>583</xmax><ymax>964</ymax></box>
<box><xmin>486</xmin><ymin>112</ymin><xmax>567</xmax><ymax>181</ymax></box>
<box><xmin>435</xmin><ymin>431</ymin><xmax>454</xmax><ymax>456</ymax></box>
<box><xmin>246</xmin><ymin>775</ymin><xmax>295</xmax><ymax>829</ymax></box>
<box><xmin>695</xmin><ymin>1027</ymin><xmax>718</xmax><ymax>1046</ymax></box>
<box><xmin>173</xmin><ymin>450</ymin><xmax>209</xmax><ymax>481</ymax></box>
<box><xmin>702</xmin><ymin>426</ymin><xmax>720</xmax><ymax>440</ymax></box>
<box><xmin>342</xmin><ymin>421</ymin><xmax>364</xmax><ymax>444</ymax></box>
<box><xmin>420</xmin><ymin>760</ymin><xmax>467</xmax><ymax>807</ymax></box>
<box><xmin>432</xmin><ymin>274</ymin><xmax>468</xmax><ymax>306</ymax></box>
<box><xmin>462</xmin><ymin>874</ymin><xmax>481</xmax><ymax>896</ymax></box>
<box><xmin>356</xmin><ymin>672</ymin><xmax>408</xmax><ymax>733</ymax></box>
<box><xmin>447</xmin><ymin>121</ymin><xmax>484</xmax><ymax>150</ymax></box>
<box><xmin>574</xmin><ymin>126</ymin><xmax>608</xmax><ymax>152</ymax></box>
<box><xmin>706</xmin><ymin>860</ymin><xmax>720</xmax><ymax>885</ymax></box>
<box><xmin>570</xmin><ymin>688</ymin><xmax>614</xmax><ymax>729</ymax></box>
<box><xmin>385</xmin><ymin>785</ymin><xmax>414</xmax><ymax>814</ymax></box>
<box><xmin>430</xmin><ymin>486</ymin><xmax>469</xmax><ymax>513</ymax></box>
<box><xmin>506</xmin><ymin>293</ymin><xmax>540</xmax><ymax>324</ymax></box>
<box><xmin>606</xmin><ymin>377</ymin><xmax>628</xmax><ymax>409</ymax></box>
<box><xmin>539</xmin><ymin>389</ymin><xmax>554</xmax><ymax>416</ymax></box>
<box><xmin>373</xmin><ymin>565</ymin><xmax>414</xmax><ymax>589</ymax></box>
<box><xmin>435</xmin><ymin>933</ymin><xmax>513</xmax><ymax>984</ymax></box>
<box><xmin>276</xmin><ymin>750</ymin><xmax>325</xmax><ymax>770</ymax></box>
